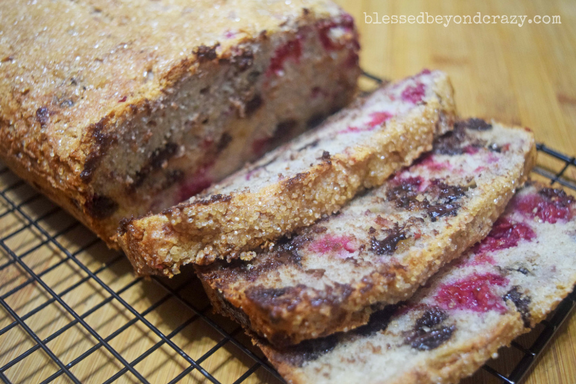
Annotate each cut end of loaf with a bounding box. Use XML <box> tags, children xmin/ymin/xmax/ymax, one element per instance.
<box><xmin>196</xmin><ymin>119</ymin><xmax>536</xmax><ymax>346</ymax></box>
<box><xmin>118</xmin><ymin>69</ymin><xmax>457</xmax><ymax>275</ymax></box>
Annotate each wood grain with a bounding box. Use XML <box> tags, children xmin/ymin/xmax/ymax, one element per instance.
<box><xmin>1</xmin><ymin>1</ymin><xmax>575</xmax><ymax>383</ymax></box>
<box><xmin>334</xmin><ymin>0</ymin><xmax>576</xmax><ymax>383</ymax></box>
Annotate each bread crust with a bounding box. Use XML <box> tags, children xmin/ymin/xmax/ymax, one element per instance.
<box><xmin>119</xmin><ymin>70</ymin><xmax>457</xmax><ymax>274</ymax></box>
<box><xmin>262</xmin><ymin>314</ymin><xmax>527</xmax><ymax>384</ymax></box>
<box><xmin>197</xmin><ymin>120</ymin><xmax>536</xmax><ymax>346</ymax></box>
<box><xmin>0</xmin><ymin>0</ymin><xmax>359</xmax><ymax>245</ymax></box>
<box><xmin>258</xmin><ymin>181</ymin><xmax>576</xmax><ymax>384</ymax></box>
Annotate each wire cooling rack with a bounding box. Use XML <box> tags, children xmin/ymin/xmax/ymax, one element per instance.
<box><xmin>1</xmin><ymin>79</ymin><xmax>575</xmax><ymax>384</ymax></box>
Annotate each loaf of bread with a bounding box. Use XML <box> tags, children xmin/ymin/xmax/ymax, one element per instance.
<box><xmin>197</xmin><ymin>119</ymin><xmax>536</xmax><ymax>346</ymax></box>
<box><xmin>259</xmin><ymin>181</ymin><xmax>576</xmax><ymax>384</ymax></box>
<box><xmin>118</xmin><ymin>70</ymin><xmax>456</xmax><ymax>275</ymax></box>
<box><xmin>0</xmin><ymin>0</ymin><xmax>360</xmax><ymax>245</ymax></box>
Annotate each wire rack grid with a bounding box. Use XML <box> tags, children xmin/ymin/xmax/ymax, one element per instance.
<box><xmin>1</xmin><ymin>77</ymin><xmax>576</xmax><ymax>384</ymax></box>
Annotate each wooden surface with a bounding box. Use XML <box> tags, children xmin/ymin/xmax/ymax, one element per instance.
<box><xmin>1</xmin><ymin>1</ymin><xmax>576</xmax><ymax>384</ymax></box>
<box><xmin>334</xmin><ymin>0</ymin><xmax>576</xmax><ymax>383</ymax></box>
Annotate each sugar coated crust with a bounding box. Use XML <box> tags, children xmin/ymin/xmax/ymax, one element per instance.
<box><xmin>119</xmin><ymin>70</ymin><xmax>457</xmax><ymax>275</ymax></box>
<box><xmin>0</xmin><ymin>0</ymin><xmax>359</xmax><ymax>244</ymax></box>
<box><xmin>259</xmin><ymin>181</ymin><xmax>576</xmax><ymax>384</ymax></box>
<box><xmin>198</xmin><ymin>120</ymin><xmax>536</xmax><ymax>346</ymax></box>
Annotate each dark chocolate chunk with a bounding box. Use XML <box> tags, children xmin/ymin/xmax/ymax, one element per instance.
<box><xmin>539</xmin><ymin>187</ymin><xmax>575</xmax><ymax>207</ymax></box>
<box><xmin>407</xmin><ymin>325</ymin><xmax>456</xmax><ymax>351</ymax></box>
<box><xmin>269</xmin><ymin>119</ymin><xmax>297</xmax><ymax>148</ymax></box>
<box><xmin>230</xmin><ymin>47</ymin><xmax>254</xmax><ymax>71</ymax></box>
<box><xmin>386</xmin><ymin>177</ymin><xmax>424</xmax><ymax>210</ymax></box>
<box><xmin>84</xmin><ymin>194</ymin><xmax>118</xmax><ymax>219</ymax></box>
<box><xmin>431</xmin><ymin>180</ymin><xmax>467</xmax><ymax>203</ymax></box>
<box><xmin>216</xmin><ymin>133</ymin><xmax>232</xmax><ymax>153</ymax></box>
<box><xmin>433</xmin><ymin>126</ymin><xmax>468</xmax><ymax>155</ymax></box>
<box><xmin>150</xmin><ymin>142</ymin><xmax>178</xmax><ymax>169</ymax></box>
<box><xmin>193</xmin><ymin>44</ymin><xmax>219</xmax><ymax>62</ymax></box>
<box><xmin>427</xmin><ymin>203</ymin><xmax>460</xmax><ymax>222</ymax></box>
<box><xmin>415</xmin><ymin>307</ymin><xmax>449</xmax><ymax>330</ymax></box>
<box><xmin>245</xmin><ymin>94</ymin><xmax>263</xmax><ymax>116</ymax></box>
<box><xmin>456</xmin><ymin>118</ymin><xmax>492</xmax><ymax>131</ymax></box>
<box><xmin>81</xmin><ymin>120</ymin><xmax>114</xmax><ymax>183</ymax></box>
<box><xmin>370</xmin><ymin>226</ymin><xmax>407</xmax><ymax>256</ymax></box>
<box><xmin>517</xmin><ymin>267</ymin><xmax>530</xmax><ymax>275</ymax></box>
<box><xmin>132</xmin><ymin>142</ymin><xmax>179</xmax><ymax>188</ymax></box>
<box><xmin>503</xmin><ymin>286</ymin><xmax>532</xmax><ymax>327</ymax></box>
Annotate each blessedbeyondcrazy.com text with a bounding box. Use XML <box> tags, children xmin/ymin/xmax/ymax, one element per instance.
<box><xmin>364</xmin><ymin>12</ymin><xmax>561</xmax><ymax>28</ymax></box>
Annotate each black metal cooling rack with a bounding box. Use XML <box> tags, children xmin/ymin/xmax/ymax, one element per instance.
<box><xmin>0</xmin><ymin>79</ymin><xmax>575</xmax><ymax>384</ymax></box>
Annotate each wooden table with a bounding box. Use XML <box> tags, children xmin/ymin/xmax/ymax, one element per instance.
<box><xmin>334</xmin><ymin>0</ymin><xmax>576</xmax><ymax>383</ymax></box>
<box><xmin>1</xmin><ymin>1</ymin><xmax>575</xmax><ymax>384</ymax></box>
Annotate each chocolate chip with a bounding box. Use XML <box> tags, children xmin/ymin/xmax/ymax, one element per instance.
<box><xmin>230</xmin><ymin>47</ymin><xmax>254</xmax><ymax>71</ymax></box>
<box><xmin>456</xmin><ymin>118</ymin><xmax>492</xmax><ymax>131</ymax></box>
<box><xmin>539</xmin><ymin>187</ymin><xmax>575</xmax><ymax>206</ymax></box>
<box><xmin>405</xmin><ymin>306</ymin><xmax>455</xmax><ymax>350</ymax></box>
<box><xmin>150</xmin><ymin>143</ymin><xmax>178</xmax><ymax>169</ymax></box>
<box><xmin>386</xmin><ymin>177</ymin><xmax>424</xmax><ymax>210</ymax></box>
<box><xmin>193</xmin><ymin>44</ymin><xmax>219</xmax><ymax>62</ymax></box>
<box><xmin>415</xmin><ymin>308</ymin><xmax>448</xmax><ymax>330</ymax></box>
<box><xmin>84</xmin><ymin>194</ymin><xmax>118</xmax><ymax>219</ymax></box>
<box><xmin>370</xmin><ymin>227</ymin><xmax>407</xmax><ymax>256</ymax></box>
<box><xmin>245</xmin><ymin>94</ymin><xmax>263</xmax><ymax>116</ymax></box>
<box><xmin>427</xmin><ymin>203</ymin><xmax>460</xmax><ymax>222</ymax></box>
<box><xmin>216</xmin><ymin>133</ymin><xmax>232</xmax><ymax>153</ymax></box>
<box><xmin>81</xmin><ymin>120</ymin><xmax>113</xmax><ymax>183</ymax></box>
<box><xmin>503</xmin><ymin>286</ymin><xmax>532</xmax><ymax>327</ymax></box>
<box><xmin>407</xmin><ymin>325</ymin><xmax>455</xmax><ymax>351</ymax></box>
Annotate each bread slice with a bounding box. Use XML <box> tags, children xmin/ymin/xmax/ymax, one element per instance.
<box><xmin>0</xmin><ymin>0</ymin><xmax>360</xmax><ymax>245</ymax></box>
<box><xmin>197</xmin><ymin>119</ymin><xmax>536</xmax><ymax>346</ymax></box>
<box><xmin>259</xmin><ymin>181</ymin><xmax>576</xmax><ymax>384</ymax></box>
<box><xmin>118</xmin><ymin>70</ymin><xmax>456</xmax><ymax>274</ymax></box>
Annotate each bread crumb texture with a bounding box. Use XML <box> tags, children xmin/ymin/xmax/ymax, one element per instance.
<box><xmin>259</xmin><ymin>181</ymin><xmax>576</xmax><ymax>384</ymax></box>
<box><xmin>119</xmin><ymin>69</ymin><xmax>457</xmax><ymax>274</ymax></box>
<box><xmin>198</xmin><ymin>120</ymin><xmax>536</xmax><ymax>346</ymax></box>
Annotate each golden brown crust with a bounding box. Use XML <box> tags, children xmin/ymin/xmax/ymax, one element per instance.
<box><xmin>264</xmin><ymin>268</ymin><xmax>575</xmax><ymax>384</ymax></box>
<box><xmin>0</xmin><ymin>0</ymin><xmax>359</xmax><ymax>245</ymax></box>
<box><xmin>197</xmin><ymin>122</ymin><xmax>536</xmax><ymax>346</ymax></box>
<box><xmin>119</xmin><ymin>71</ymin><xmax>457</xmax><ymax>275</ymax></box>
<box><xmin>260</xmin><ymin>313</ymin><xmax>527</xmax><ymax>384</ymax></box>
<box><xmin>256</xmin><ymin>181</ymin><xmax>576</xmax><ymax>384</ymax></box>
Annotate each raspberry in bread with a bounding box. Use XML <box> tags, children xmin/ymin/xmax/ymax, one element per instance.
<box><xmin>197</xmin><ymin>119</ymin><xmax>536</xmax><ymax>346</ymax></box>
<box><xmin>259</xmin><ymin>181</ymin><xmax>576</xmax><ymax>384</ymax></box>
<box><xmin>118</xmin><ymin>69</ymin><xmax>457</xmax><ymax>274</ymax></box>
<box><xmin>0</xmin><ymin>0</ymin><xmax>360</xmax><ymax>245</ymax></box>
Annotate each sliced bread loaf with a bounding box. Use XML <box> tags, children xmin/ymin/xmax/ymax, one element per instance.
<box><xmin>118</xmin><ymin>70</ymin><xmax>456</xmax><ymax>274</ymax></box>
<box><xmin>197</xmin><ymin>119</ymin><xmax>536</xmax><ymax>346</ymax></box>
<box><xmin>259</xmin><ymin>181</ymin><xmax>576</xmax><ymax>384</ymax></box>
<box><xmin>0</xmin><ymin>0</ymin><xmax>360</xmax><ymax>244</ymax></box>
